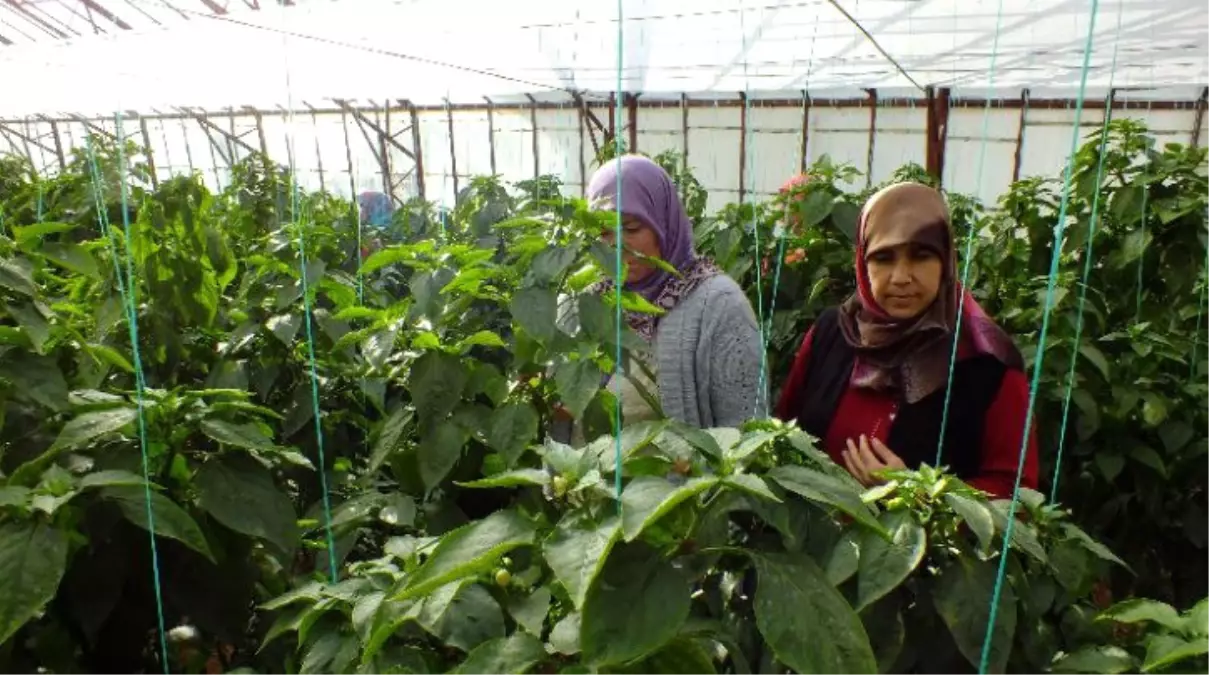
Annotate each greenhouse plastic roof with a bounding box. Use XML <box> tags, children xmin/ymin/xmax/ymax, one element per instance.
<box><xmin>1</xmin><ymin>0</ymin><xmax>1206</xmax><ymax>117</ymax></box>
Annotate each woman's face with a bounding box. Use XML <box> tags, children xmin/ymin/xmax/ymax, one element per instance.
<box><xmin>601</xmin><ymin>214</ymin><xmax>661</xmax><ymax>283</ymax></box>
<box><xmin>865</xmin><ymin>242</ymin><xmax>944</xmax><ymax>319</ymax></box>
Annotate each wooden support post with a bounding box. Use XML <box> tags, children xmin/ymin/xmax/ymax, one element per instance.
<box><xmin>445</xmin><ymin>100</ymin><xmax>459</xmax><ymax>196</ymax></box>
<box><xmin>526</xmin><ymin>94</ymin><xmax>540</xmax><ymax>179</ymax></box>
<box><xmin>1011</xmin><ymin>88</ymin><xmax>1030</xmax><ymax>183</ymax></box>
<box><xmin>340</xmin><ymin>108</ymin><xmax>357</xmax><ymax>201</ymax></box>
<box><xmin>139</xmin><ymin>116</ymin><xmax>158</xmax><ymax>188</ymax></box>
<box><xmin>738</xmin><ymin>92</ymin><xmax>748</xmax><ymax>203</ymax></box>
<box><xmin>1191</xmin><ymin>87</ymin><xmax>1208</xmax><ymax>148</ymax></box>
<box><xmin>865</xmin><ymin>89</ymin><xmax>878</xmax><ymax>189</ymax></box>
<box><xmin>406</xmin><ymin>101</ymin><xmax>426</xmax><ymax>201</ymax></box>
<box><xmin>627</xmin><ymin>93</ymin><xmax>638</xmax><ymax>153</ymax></box>
<box><xmin>925</xmin><ymin>86</ymin><xmax>952</xmax><ymax>186</ymax></box>
<box><xmin>484</xmin><ymin>97</ymin><xmax>498</xmax><ymax>176</ymax></box>
<box><xmin>49</xmin><ymin>120</ymin><xmax>66</xmax><ymax>171</ymax></box>
<box><xmin>800</xmin><ymin>90</ymin><xmax>812</xmax><ymax>171</ymax></box>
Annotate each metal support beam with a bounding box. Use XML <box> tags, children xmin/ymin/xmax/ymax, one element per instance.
<box><xmin>445</xmin><ymin>100</ymin><xmax>459</xmax><ymax>196</ymax></box>
<box><xmin>626</xmin><ymin>93</ymin><xmax>639</xmax><ymax>153</ymax></box>
<box><xmin>484</xmin><ymin>97</ymin><xmax>498</xmax><ymax>176</ymax></box>
<box><xmin>1191</xmin><ymin>87</ymin><xmax>1208</xmax><ymax>149</ymax></box>
<box><xmin>340</xmin><ymin>108</ymin><xmax>357</xmax><ymax>201</ymax></box>
<box><xmin>334</xmin><ymin>100</ymin><xmax>415</xmax><ymax>160</ymax></box>
<box><xmin>48</xmin><ymin>120</ymin><xmax>66</xmax><ymax>171</ymax></box>
<box><xmin>526</xmin><ymin>94</ymin><xmax>540</xmax><ymax>179</ymax></box>
<box><xmin>1012</xmin><ymin>89</ymin><xmax>1030</xmax><ymax>183</ymax></box>
<box><xmin>308</xmin><ymin>105</ymin><xmax>325</xmax><ymax>192</ymax></box>
<box><xmin>607</xmin><ymin>93</ymin><xmax>616</xmax><ymax>148</ymax></box>
<box><xmin>681</xmin><ymin>93</ymin><xmax>689</xmax><ymax>165</ymax></box>
<box><xmin>379</xmin><ymin>104</ymin><xmax>392</xmax><ymax>200</ymax></box>
<box><xmin>800</xmin><ymin>90</ymin><xmax>812</xmax><ymax>171</ymax></box>
<box><xmin>139</xmin><ymin>117</ymin><xmax>158</xmax><ymax>188</ymax></box>
<box><xmin>738</xmin><ymin>91</ymin><xmax>748</xmax><ymax>203</ymax></box>
<box><xmin>0</xmin><ymin>120</ymin><xmax>57</xmax><ymax>156</ymax></box>
<box><xmin>865</xmin><ymin>89</ymin><xmax>878</xmax><ymax>189</ymax></box>
<box><xmin>925</xmin><ymin>86</ymin><xmax>951</xmax><ymax>185</ymax></box>
<box><xmin>577</xmin><ymin>99</ymin><xmax>587</xmax><ymax>196</ymax></box>
<box><xmin>184</xmin><ymin>109</ymin><xmax>258</xmax><ymax>158</ymax></box>
<box><xmin>405</xmin><ymin>101</ymin><xmax>426</xmax><ymax>201</ymax></box>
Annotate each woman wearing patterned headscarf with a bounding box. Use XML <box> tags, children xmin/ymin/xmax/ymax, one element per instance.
<box><xmin>775</xmin><ymin>182</ymin><xmax>1037</xmax><ymax>497</ymax></box>
<box><xmin>581</xmin><ymin>155</ymin><xmax>764</xmax><ymax>428</ymax></box>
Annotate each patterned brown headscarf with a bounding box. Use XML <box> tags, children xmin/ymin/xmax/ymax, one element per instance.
<box><xmin>837</xmin><ymin>182</ymin><xmax>1021</xmax><ymax>403</ymax></box>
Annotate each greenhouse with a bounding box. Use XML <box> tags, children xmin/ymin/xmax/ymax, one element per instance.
<box><xmin>0</xmin><ymin>0</ymin><xmax>1207</xmax><ymax>673</ymax></box>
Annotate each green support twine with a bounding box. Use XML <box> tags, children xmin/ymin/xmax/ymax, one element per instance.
<box><xmin>87</xmin><ymin>117</ymin><xmax>171</xmax><ymax>673</ymax></box>
<box><xmin>612</xmin><ymin>0</ymin><xmax>625</xmax><ymax>511</ymax></box>
<box><xmin>279</xmin><ymin>15</ymin><xmax>339</xmax><ymax>582</ymax></box>
<box><xmin>1051</xmin><ymin>7</ymin><xmax>1126</xmax><ymax>502</ymax></box>
<box><xmin>738</xmin><ymin>1</ymin><xmax>772</xmax><ymax>419</ymax></box>
<box><xmin>978</xmin><ymin>1</ymin><xmax>1101</xmax><ymax>672</ymax></box>
<box><xmin>934</xmin><ymin>0</ymin><xmax>1007</xmax><ymax>468</ymax></box>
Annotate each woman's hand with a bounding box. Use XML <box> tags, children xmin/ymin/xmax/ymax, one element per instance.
<box><xmin>843</xmin><ymin>435</ymin><xmax>906</xmax><ymax>486</ymax></box>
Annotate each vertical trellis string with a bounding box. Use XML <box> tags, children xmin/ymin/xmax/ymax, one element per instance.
<box><xmin>739</xmin><ymin>0</ymin><xmax>770</xmax><ymax>418</ymax></box>
<box><xmin>278</xmin><ymin>6</ymin><xmax>338</xmax><ymax>583</ymax></box>
<box><xmin>83</xmin><ymin>119</ymin><xmax>170</xmax><ymax>673</ymax></box>
<box><xmin>978</xmin><ymin>1</ymin><xmax>1101</xmax><ymax>671</ymax></box>
<box><xmin>934</xmin><ymin>0</ymin><xmax>1008</xmax><ymax>468</ymax></box>
<box><xmin>1051</xmin><ymin>0</ymin><xmax>1126</xmax><ymax>502</ymax></box>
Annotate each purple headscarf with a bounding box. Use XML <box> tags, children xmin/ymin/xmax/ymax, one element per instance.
<box><xmin>587</xmin><ymin>155</ymin><xmax>720</xmax><ymax>341</ymax></box>
<box><xmin>586</xmin><ymin>155</ymin><xmax>696</xmax><ymax>300</ymax></box>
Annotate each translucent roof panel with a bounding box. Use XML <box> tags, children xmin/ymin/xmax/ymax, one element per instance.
<box><xmin>1</xmin><ymin>0</ymin><xmax>1205</xmax><ymax>117</ymax></box>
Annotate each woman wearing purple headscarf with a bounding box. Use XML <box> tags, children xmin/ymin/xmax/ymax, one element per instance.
<box><xmin>581</xmin><ymin>155</ymin><xmax>764</xmax><ymax>429</ymax></box>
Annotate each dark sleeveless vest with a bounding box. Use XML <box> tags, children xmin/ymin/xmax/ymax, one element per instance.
<box><xmin>796</xmin><ymin>308</ymin><xmax>1008</xmax><ymax>480</ymax></box>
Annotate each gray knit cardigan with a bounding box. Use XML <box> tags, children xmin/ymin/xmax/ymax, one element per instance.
<box><xmin>554</xmin><ymin>273</ymin><xmax>765</xmax><ymax>438</ymax></box>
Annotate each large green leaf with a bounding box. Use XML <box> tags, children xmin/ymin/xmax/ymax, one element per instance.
<box><xmin>580</xmin><ymin>542</ymin><xmax>691</xmax><ymax>666</ymax></box>
<box><xmin>195</xmin><ymin>454</ymin><xmax>298</xmax><ymax>556</ymax></box>
<box><xmin>299</xmin><ymin>629</ymin><xmax>358</xmax><ymax>674</ymax></box>
<box><xmin>416</xmin><ymin>424</ymin><xmax>468</xmax><ymax>491</ymax></box>
<box><xmin>418</xmin><ymin>582</ymin><xmax>504</xmax><ymax>652</ymax></box>
<box><xmin>856</xmin><ymin>510</ymin><xmax>926</xmax><ymax>610</ymax></box>
<box><xmin>506</xmin><ymin>587</ymin><xmax>551</xmax><ymax>637</ymax></box>
<box><xmin>752</xmin><ymin>552</ymin><xmax>878</xmax><ymax>673</ymax></box>
<box><xmin>1052</xmin><ymin>646</ymin><xmax>1136</xmax><ymax>673</ymax></box>
<box><xmin>487</xmin><ymin>402</ymin><xmax>539</xmax><ymax>466</ymax></box>
<box><xmin>543</xmin><ymin>513</ymin><xmax>622</xmax><ymax>610</ymax></box>
<box><xmin>621</xmin><ymin>476</ymin><xmax>719</xmax><ymax>541</ymax></box>
<box><xmin>42</xmin><ymin>242</ymin><xmax>100</xmax><ymax>278</ymax></box>
<box><xmin>768</xmin><ymin>465</ymin><xmax>884</xmax><ymax>534</ymax></box>
<box><xmin>945</xmin><ymin>493</ymin><xmax>995</xmax><ymax>553</ymax></box>
<box><xmin>200</xmin><ymin>418</ymin><xmax>275</xmax><ymax>451</ymax></box>
<box><xmin>51</xmin><ymin>406</ymin><xmax>138</xmax><ymax>452</ymax></box>
<box><xmin>0</xmin><ymin>256</ymin><xmax>37</xmax><ymax>297</ymax></box>
<box><xmin>369</xmin><ymin>406</ymin><xmax>412</xmax><ymax>475</ymax></box>
<box><xmin>932</xmin><ymin>556</ymin><xmax>1017</xmax><ymax>673</ymax></box>
<box><xmin>511</xmin><ymin>286</ymin><xmax>558</xmax><ymax>343</ymax></box>
<box><xmin>266</xmin><ymin>312</ymin><xmax>302</xmax><ymax>345</ymax></box>
<box><xmin>554</xmin><ymin>357</ymin><xmax>603</xmax><ymax>420</ymax></box>
<box><xmin>408</xmin><ymin>351</ymin><xmax>469</xmax><ymax>423</ymax></box>
<box><xmin>1098</xmin><ymin>598</ymin><xmax>1183</xmax><ymax>631</ymax></box>
<box><xmin>0</xmin><ymin>521</ymin><xmax>69</xmax><ymax>645</ymax></box>
<box><xmin>102</xmin><ymin>486</ymin><xmax>215</xmax><ymax>562</ymax></box>
<box><xmin>1142</xmin><ymin>634</ymin><xmax>1208</xmax><ymax>673</ymax></box>
<box><xmin>395</xmin><ymin>509</ymin><xmax>536</xmax><ymax>600</ymax></box>
<box><xmin>451</xmin><ymin>632</ymin><xmax>546</xmax><ymax>674</ymax></box>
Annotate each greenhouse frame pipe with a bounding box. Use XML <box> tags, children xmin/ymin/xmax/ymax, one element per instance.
<box><xmin>627</xmin><ymin>93</ymin><xmax>638</xmax><ymax>153</ymax></box>
<box><xmin>924</xmin><ymin>87</ymin><xmax>951</xmax><ymax>185</ymax></box>
<box><xmin>335</xmin><ymin>100</ymin><xmax>415</xmax><ymax>161</ymax></box>
<box><xmin>307</xmin><ymin>105</ymin><xmax>326</xmax><ymax>192</ymax></box>
<box><xmin>380</xmin><ymin>103</ymin><xmax>394</xmax><ymax>202</ymax></box>
<box><xmin>12</xmin><ymin>94</ymin><xmax>1199</xmax><ymax>127</ymax></box>
<box><xmin>577</xmin><ymin>100</ymin><xmax>586</xmax><ymax>196</ymax></box>
<box><xmin>681</xmin><ymin>93</ymin><xmax>689</xmax><ymax>166</ymax></box>
<box><xmin>340</xmin><ymin>108</ymin><xmax>356</xmax><ymax>201</ymax></box>
<box><xmin>1011</xmin><ymin>89</ymin><xmax>1031</xmax><ymax>183</ymax></box>
<box><xmin>48</xmin><ymin>119</ymin><xmax>66</xmax><ymax>171</ymax></box>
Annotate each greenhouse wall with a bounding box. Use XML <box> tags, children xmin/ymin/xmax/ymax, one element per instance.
<box><xmin>3</xmin><ymin>96</ymin><xmax>1205</xmax><ymax>211</ymax></box>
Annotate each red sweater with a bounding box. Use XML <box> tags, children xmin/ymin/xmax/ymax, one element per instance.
<box><xmin>775</xmin><ymin>326</ymin><xmax>1039</xmax><ymax>499</ymax></box>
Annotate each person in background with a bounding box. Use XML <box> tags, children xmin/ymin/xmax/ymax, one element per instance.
<box><xmin>568</xmin><ymin>155</ymin><xmax>765</xmax><ymax>431</ymax></box>
<box><xmin>356</xmin><ymin>191</ymin><xmax>394</xmax><ymax>257</ymax></box>
<box><xmin>775</xmin><ymin>181</ymin><xmax>1037</xmax><ymax>498</ymax></box>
